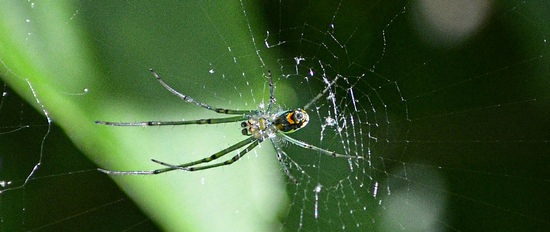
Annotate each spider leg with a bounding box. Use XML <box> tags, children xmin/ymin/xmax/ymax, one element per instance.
<box><xmin>97</xmin><ymin>137</ymin><xmax>256</xmax><ymax>175</ymax></box>
<box><xmin>266</xmin><ymin>70</ymin><xmax>276</xmax><ymax>112</ymax></box>
<box><xmin>303</xmin><ymin>74</ymin><xmax>339</xmax><ymax>110</ymax></box>
<box><xmin>95</xmin><ymin>115</ymin><xmax>246</xmax><ymax>126</ymax></box>
<box><xmin>150</xmin><ymin>69</ymin><xmax>255</xmax><ymax>115</ymax></box>
<box><xmin>270</xmin><ymin>138</ymin><xmax>297</xmax><ymax>184</ymax></box>
<box><xmin>278</xmin><ymin>132</ymin><xmax>363</xmax><ymax>159</ymax></box>
<box><xmin>159</xmin><ymin>139</ymin><xmax>261</xmax><ymax>172</ymax></box>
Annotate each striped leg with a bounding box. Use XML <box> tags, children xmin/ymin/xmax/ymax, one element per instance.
<box><xmin>95</xmin><ymin>115</ymin><xmax>246</xmax><ymax>126</ymax></box>
<box><xmin>150</xmin><ymin>69</ymin><xmax>254</xmax><ymax>115</ymax></box>
<box><xmin>97</xmin><ymin>137</ymin><xmax>257</xmax><ymax>175</ymax></box>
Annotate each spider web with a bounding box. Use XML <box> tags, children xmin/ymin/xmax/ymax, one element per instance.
<box><xmin>1</xmin><ymin>0</ymin><xmax>549</xmax><ymax>231</ymax></box>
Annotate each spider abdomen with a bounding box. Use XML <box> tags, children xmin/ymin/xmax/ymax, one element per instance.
<box><xmin>274</xmin><ymin>109</ymin><xmax>309</xmax><ymax>134</ymax></box>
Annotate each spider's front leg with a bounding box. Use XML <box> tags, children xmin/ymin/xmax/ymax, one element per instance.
<box><xmin>98</xmin><ymin>137</ymin><xmax>258</xmax><ymax>175</ymax></box>
<box><xmin>151</xmin><ymin>138</ymin><xmax>261</xmax><ymax>173</ymax></box>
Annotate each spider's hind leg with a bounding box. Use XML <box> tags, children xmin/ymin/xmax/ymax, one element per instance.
<box><xmin>270</xmin><ymin>138</ymin><xmax>298</xmax><ymax>184</ymax></box>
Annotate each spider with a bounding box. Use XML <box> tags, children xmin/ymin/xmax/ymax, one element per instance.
<box><xmin>96</xmin><ymin>69</ymin><xmax>362</xmax><ymax>183</ymax></box>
